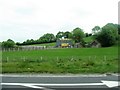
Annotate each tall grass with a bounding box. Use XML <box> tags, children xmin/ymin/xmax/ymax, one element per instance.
<box><xmin>2</xmin><ymin>47</ymin><xmax>118</xmax><ymax>74</ymax></box>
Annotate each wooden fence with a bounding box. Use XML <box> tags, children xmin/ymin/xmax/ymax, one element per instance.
<box><xmin>2</xmin><ymin>46</ymin><xmax>55</xmax><ymax>52</ymax></box>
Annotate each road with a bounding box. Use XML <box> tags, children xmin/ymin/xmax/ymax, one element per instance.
<box><xmin>0</xmin><ymin>74</ymin><xmax>119</xmax><ymax>90</ymax></box>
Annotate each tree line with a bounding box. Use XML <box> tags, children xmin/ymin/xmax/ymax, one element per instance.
<box><xmin>1</xmin><ymin>23</ymin><xmax>120</xmax><ymax>48</ymax></box>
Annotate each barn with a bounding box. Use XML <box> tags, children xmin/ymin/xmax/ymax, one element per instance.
<box><xmin>56</xmin><ymin>38</ymin><xmax>73</xmax><ymax>48</ymax></box>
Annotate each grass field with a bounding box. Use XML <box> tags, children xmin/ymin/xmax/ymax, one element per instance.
<box><xmin>24</xmin><ymin>42</ymin><xmax>56</xmax><ymax>47</ymax></box>
<box><xmin>2</xmin><ymin>47</ymin><xmax>118</xmax><ymax>74</ymax></box>
<box><xmin>83</xmin><ymin>36</ymin><xmax>93</xmax><ymax>43</ymax></box>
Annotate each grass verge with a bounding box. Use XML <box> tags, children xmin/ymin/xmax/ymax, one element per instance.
<box><xmin>2</xmin><ymin>47</ymin><xmax>118</xmax><ymax>74</ymax></box>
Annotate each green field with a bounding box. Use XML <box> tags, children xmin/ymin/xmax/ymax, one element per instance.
<box><xmin>83</xmin><ymin>36</ymin><xmax>93</xmax><ymax>43</ymax></box>
<box><xmin>24</xmin><ymin>42</ymin><xmax>56</xmax><ymax>47</ymax></box>
<box><xmin>2</xmin><ymin>47</ymin><xmax>118</xmax><ymax>74</ymax></box>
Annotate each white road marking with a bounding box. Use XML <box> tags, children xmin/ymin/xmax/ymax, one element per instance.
<box><xmin>1</xmin><ymin>83</ymin><xmax>53</xmax><ymax>90</ymax></box>
<box><xmin>0</xmin><ymin>74</ymin><xmax>107</xmax><ymax>77</ymax></box>
<box><xmin>22</xmin><ymin>84</ymin><xmax>54</xmax><ymax>90</ymax></box>
<box><xmin>1</xmin><ymin>82</ymin><xmax>104</xmax><ymax>86</ymax></box>
<box><xmin>101</xmin><ymin>80</ymin><xmax>120</xmax><ymax>88</ymax></box>
<box><xmin>1</xmin><ymin>80</ymin><xmax>119</xmax><ymax>89</ymax></box>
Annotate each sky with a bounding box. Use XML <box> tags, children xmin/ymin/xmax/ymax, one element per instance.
<box><xmin>0</xmin><ymin>0</ymin><xmax>119</xmax><ymax>42</ymax></box>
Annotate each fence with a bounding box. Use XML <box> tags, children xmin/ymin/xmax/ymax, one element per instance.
<box><xmin>1</xmin><ymin>46</ymin><xmax>55</xmax><ymax>52</ymax></box>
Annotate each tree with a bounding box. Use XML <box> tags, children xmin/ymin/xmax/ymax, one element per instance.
<box><xmin>92</xmin><ymin>26</ymin><xmax>101</xmax><ymax>34</ymax></box>
<box><xmin>117</xmin><ymin>24</ymin><xmax>120</xmax><ymax>34</ymax></box>
<box><xmin>40</xmin><ymin>33</ymin><xmax>56</xmax><ymax>43</ymax></box>
<box><xmin>16</xmin><ymin>42</ymin><xmax>21</xmax><ymax>45</ymax></box>
<box><xmin>95</xmin><ymin>23</ymin><xmax>118</xmax><ymax>47</ymax></box>
<box><xmin>2</xmin><ymin>39</ymin><xmax>15</xmax><ymax>48</ymax></box>
<box><xmin>56</xmin><ymin>32</ymin><xmax>64</xmax><ymax>39</ymax></box>
<box><xmin>63</xmin><ymin>31</ymin><xmax>73</xmax><ymax>38</ymax></box>
<box><xmin>56</xmin><ymin>31</ymin><xmax>73</xmax><ymax>39</ymax></box>
<box><xmin>85</xmin><ymin>33</ymin><xmax>89</xmax><ymax>37</ymax></box>
<box><xmin>72</xmin><ymin>27</ymin><xmax>85</xmax><ymax>43</ymax></box>
<box><xmin>22</xmin><ymin>39</ymin><xmax>35</xmax><ymax>45</ymax></box>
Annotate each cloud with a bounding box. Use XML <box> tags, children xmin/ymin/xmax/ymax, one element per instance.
<box><xmin>0</xmin><ymin>0</ymin><xmax>119</xmax><ymax>42</ymax></box>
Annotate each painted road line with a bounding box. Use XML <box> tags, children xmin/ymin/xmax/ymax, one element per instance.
<box><xmin>1</xmin><ymin>83</ymin><xmax>54</xmax><ymax>90</ymax></box>
<box><xmin>1</xmin><ymin>80</ymin><xmax>119</xmax><ymax>89</ymax></box>
<box><xmin>101</xmin><ymin>80</ymin><xmax>119</xmax><ymax>88</ymax></box>
<box><xmin>22</xmin><ymin>84</ymin><xmax>54</xmax><ymax>90</ymax></box>
<box><xmin>0</xmin><ymin>74</ymin><xmax>107</xmax><ymax>77</ymax></box>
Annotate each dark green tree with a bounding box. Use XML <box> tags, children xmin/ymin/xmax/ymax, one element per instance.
<box><xmin>40</xmin><ymin>33</ymin><xmax>56</xmax><ymax>43</ymax></box>
<box><xmin>85</xmin><ymin>33</ymin><xmax>89</xmax><ymax>37</ymax></box>
<box><xmin>72</xmin><ymin>27</ymin><xmax>85</xmax><ymax>43</ymax></box>
<box><xmin>2</xmin><ymin>39</ymin><xmax>15</xmax><ymax>48</ymax></box>
<box><xmin>56</xmin><ymin>31</ymin><xmax>64</xmax><ymax>39</ymax></box>
<box><xmin>95</xmin><ymin>23</ymin><xmax>118</xmax><ymax>47</ymax></box>
<box><xmin>92</xmin><ymin>26</ymin><xmax>101</xmax><ymax>34</ymax></box>
<box><xmin>22</xmin><ymin>39</ymin><xmax>34</xmax><ymax>45</ymax></box>
<box><xmin>63</xmin><ymin>31</ymin><xmax>73</xmax><ymax>38</ymax></box>
<box><xmin>117</xmin><ymin>24</ymin><xmax>120</xmax><ymax>34</ymax></box>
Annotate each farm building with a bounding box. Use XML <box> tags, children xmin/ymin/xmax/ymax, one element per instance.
<box><xmin>90</xmin><ymin>40</ymin><xmax>101</xmax><ymax>48</ymax></box>
<box><xmin>56</xmin><ymin>38</ymin><xmax>73</xmax><ymax>48</ymax></box>
<box><xmin>74</xmin><ymin>43</ymin><xmax>83</xmax><ymax>48</ymax></box>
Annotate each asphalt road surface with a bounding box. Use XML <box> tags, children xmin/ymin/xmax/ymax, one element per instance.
<box><xmin>0</xmin><ymin>74</ymin><xmax>119</xmax><ymax>90</ymax></box>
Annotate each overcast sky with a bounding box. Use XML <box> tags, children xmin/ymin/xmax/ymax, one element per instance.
<box><xmin>0</xmin><ymin>0</ymin><xmax>119</xmax><ymax>42</ymax></box>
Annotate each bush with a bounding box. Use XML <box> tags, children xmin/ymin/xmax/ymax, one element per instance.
<box><xmin>2</xmin><ymin>39</ymin><xmax>15</xmax><ymax>48</ymax></box>
<box><xmin>95</xmin><ymin>23</ymin><xmax>118</xmax><ymax>47</ymax></box>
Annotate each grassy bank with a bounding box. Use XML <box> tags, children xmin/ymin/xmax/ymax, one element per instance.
<box><xmin>23</xmin><ymin>42</ymin><xmax>56</xmax><ymax>47</ymax></box>
<box><xmin>2</xmin><ymin>47</ymin><xmax>118</xmax><ymax>74</ymax></box>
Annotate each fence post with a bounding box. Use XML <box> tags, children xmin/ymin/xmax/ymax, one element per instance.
<box><xmin>24</xmin><ymin>57</ymin><xmax>26</xmax><ymax>61</ymax></box>
<box><xmin>18</xmin><ymin>48</ymin><xmax>19</xmax><ymax>51</ymax></box>
<box><xmin>89</xmin><ymin>56</ymin><xmax>91</xmax><ymax>60</ymax></box>
<box><xmin>94</xmin><ymin>56</ymin><xmax>96</xmax><ymax>60</ymax></box>
<box><xmin>7</xmin><ymin>57</ymin><xmax>9</xmax><ymax>62</ymax></box>
<box><xmin>71</xmin><ymin>56</ymin><xmax>73</xmax><ymax>61</ymax></box>
<box><xmin>8</xmin><ymin>48</ymin><xmax>10</xmax><ymax>52</ymax></box>
<box><xmin>41</xmin><ymin>56</ymin><xmax>42</xmax><ymax>60</ymax></box>
<box><xmin>104</xmin><ymin>56</ymin><xmax>106</xmax><ymax>61</ymax></box>
<box><xmin>57</xmin><ymin>57</ymin><xmax>58</xmax><ymax>61</ymax></box>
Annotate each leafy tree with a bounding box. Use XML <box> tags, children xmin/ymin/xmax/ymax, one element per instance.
<box><xmin>92</xmin><ymin>26</ymin><xmax>101</xmax><ymax>34</ymax></box>
<box><xmin>72</xmin><ymin>27</ymin><xmax>85</xmax><ymax>43</ymax></box>
<box><xmin>56</xmin><ymin>31</ymin><xmax>73</xmax><ymax>39</ymax></box>
<box><xmin>95</xmin><ymin>23</ymin><xmax>118</xmax><ymax>47</ymax></box>
<box><xmin>2</xmin><ymin>39</ymin><xmax>15</xmax><ymax>48</ymax></box>
<box><xmin>40</xmin><ymin>33</ymin><xmax>56</xmax><ymax>43</ymax></box>
<box><xmin>85</xmin><ymin>33</ymin><xmax>92</xmax><ymax>37</ymax></box>
<box><xmin>19</xmin><ymin>33</ymin><xmax>56</xmax><ymax>45</ymax></box>
<box><xmin>117</xmin><ymin>24</ymin><xmax>120</xmax><ymax>34</ymax></box>
<box><xmin>85</xmin><ymin>33</ymin><xmax>89</xmax><ymax>37</ymax></box>
<box><xmin>63</xmin><ymin>31</ymin><xmax>73</xmax><ymax>38</ymax></box>
<box><xmin>56</xmin><ymin>32</ymin><xmax>64</xmax><ymax>39</ymax></box>
<box><xmin>22</xmin><ymin>39</ymin><xmax>35</xmax><ymax>45</ymax></box>
<box><xmin>89</xmin><ymin>33</ymin><xmax>92</xmax><ymax>36</ymax></box>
